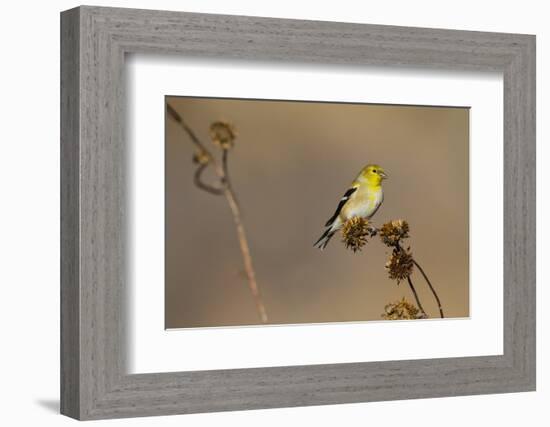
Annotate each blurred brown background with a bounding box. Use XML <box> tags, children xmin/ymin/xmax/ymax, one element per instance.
<box><xmin>165</xmin><ymin>96</ymin><xmax>469</xmax><ymax>328</ymax></box>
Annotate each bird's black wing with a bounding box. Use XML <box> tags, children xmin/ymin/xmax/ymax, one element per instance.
<box><xmin>324</xmin><ymin>187</ymin><xmax>357</xmax><ymax>227</ymax></box>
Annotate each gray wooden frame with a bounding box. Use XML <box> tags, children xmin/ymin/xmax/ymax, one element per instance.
<box><xmin>60</xmin><ymin>5</ymin><xmax>536</xmax><ymax>420</ymax></box>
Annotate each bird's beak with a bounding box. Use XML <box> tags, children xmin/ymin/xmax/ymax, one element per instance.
<box><xmin>379</xmin><ymin>171</ymin><xmax>388</xmax><ymax>180</ymax></box>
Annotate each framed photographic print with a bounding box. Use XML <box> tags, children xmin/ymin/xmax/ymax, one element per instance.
<box><xmin>163</xmin><ymin>97</ymin><xmax>465</xmax><ymax>328</ymax></box>
<box><xmin>61</xmin><ymin>6</ymin><xmax>535</xmax><ymax>420</ymax></box>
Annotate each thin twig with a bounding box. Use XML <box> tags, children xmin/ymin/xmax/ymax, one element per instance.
<box><xmin>221</xmin><ymin>148</ymin><xmax>240</xmax><ymax>209</ymax></box>
<box><xmin>395</xmin><ymin>241</ymin><xmax>427</xmax><ymax>318</ymax></box>
<box><xmin>223</xmin><ymin>185</ymin><xmax>268</xmax><ymax>323</ymax></box>
<box><xmin>413</xmin><ymin>259</ymin><xmax>444</xmax><ymax>318</ymax></box>
<box><xmin>167</xmin><ymin>104</ymin><xmax>204</xmax><ymax>150</ymax></box>
<box><xmin>168</xmin><ymin>103</ymin><xmax>268</xmax><ymax>323</ymax></box>
<box><xmin>406</xmin><ymin>276</ymin><xmax>427</xmax><ymax>317</ymax></box>
<box><xmin>194</xmin><ymin>164</ymin><xmax>224</xmax><ymax>195</ymax></box>
<box><xmin>221</xmin><ymin>148</ymin><xmax>229</xmax><ymax>185</ymax></box>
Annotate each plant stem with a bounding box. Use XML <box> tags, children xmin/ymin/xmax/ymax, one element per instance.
<box><xmin>394</xmin><ymin>241</ymin><xmax>429</xmax><ymax>319</ymax></box>
<box><xmin>223</xmin><ymin>185</ymin><xmax>268</xmax><ymax>323</ymax></box>
<box><xmin>168</xmin><ymin>103</ymin><xmax>268</xmax><ymax>323</ymax></box>
<box><xmin>193</xmin><ymin>164</ymin><xmax>224</xmax><ymax>195</ymax></box>
<box><xmin>413</xmin><ymin>259</ymin><xmax>444</xmax><ymax>319</ymax></box>
<box><xmin>167</xmin><ymin>104</ymin><xmax>204</xmax><ymax>150</ymax></box>
<box><xmin>221</xmin><ymin>148</ymin><xmax>240</xmax><ymax>209</ymax></box>
<box><xmin>406</xmin><ymin>276</ymin><xmax>427</xmax><ymax>318</ymax></box>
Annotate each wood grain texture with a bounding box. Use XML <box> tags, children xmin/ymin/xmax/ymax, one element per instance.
<box><xmin>60</xmin><ymin>7</ymin><xmax>80</xmax><ymax>419</ymax></box>
<box><xmin>60</xmin><ymin>6</ymin><xmax>536</xmax><ymax>420</ymax></box>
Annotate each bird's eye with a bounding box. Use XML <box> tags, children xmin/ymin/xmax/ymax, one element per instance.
<box><xmin>372</xmin><ymin>169</ymin><xmax>377</xmax><ymax>173</ymax></box>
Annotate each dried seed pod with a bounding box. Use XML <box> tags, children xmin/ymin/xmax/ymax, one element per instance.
<box><xmin>210</xmin><ymin>121</ymin><xmax>237</xmax><ymax>150</ymax></box>
<box><xmin>382</xmin><ymin>297</ymin><xmax>425</xmax><ymax>320</ymax></box>
<box><xmin>385</xmin><ymin>246</ymin><xmax>414</xmax><ymax>283</ymax></box>
<box><xmin>341</xmin><ymin>217</ymin><xmax>371</xmax><ymax>252</ymax></box>
<box><xmin>192</xmin><ymin>150</ymin><xmax>210</xmax><ymax>165</ymax></box>
<box><xmin>379</xmin><ymin>219</ymin><xmax>410</xmax><ymax>247</ymax></box>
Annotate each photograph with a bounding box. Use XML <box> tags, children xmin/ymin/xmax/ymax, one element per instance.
<box><xmin>165</xmin><ymin>96</ymin><xmax>469</xmax><ymax>328</ymax></box>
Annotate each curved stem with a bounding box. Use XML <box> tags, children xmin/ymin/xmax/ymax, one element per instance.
<box><xmin>406</xmin><ymin>276</ymin><xmax>427</xmax><ymax>318</ymax></box>
<box><xmin>168</xmin><ymin>103</ymin><xmax>268</xmax><ymax>323</ymax></box>
<box><xmin>194</xmin><ymin>164</ymin><xmax>224</xmax><ymax>195</ymax></box>
<box><xmin>413</xmin><ymin>259</ymin><xmax>444</xmax><ymax>319</ymax></box>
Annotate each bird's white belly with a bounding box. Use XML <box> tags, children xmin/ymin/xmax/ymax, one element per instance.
<box><xmin>342</xmin><ymin>188</ymin><xmax>383</xmax><ymax>220</ymax></box>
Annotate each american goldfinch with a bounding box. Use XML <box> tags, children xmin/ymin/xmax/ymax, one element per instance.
<box><xmin>314</xmin><ymin>164</ymin><xmax>388</xmax><ymax>249</ymax></box>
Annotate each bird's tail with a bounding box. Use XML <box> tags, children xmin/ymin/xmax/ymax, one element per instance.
<box><xmin>314</xmin><ymin>219</ymin><xmax>341</xmax><ymax>250</ymax></box>
<box><xmin>314</xmin><ymin>229</ymin><xmax>336</xmax><ymax>249</ymax></box>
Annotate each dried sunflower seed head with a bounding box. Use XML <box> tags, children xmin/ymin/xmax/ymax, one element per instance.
<box><xmin>385</xmin><ymin>246</ymin><xmax>414</xmax><ymax>283</ymax></box>
<box><xmin>192</xmin><ymin>150</ymin><xmax>210</xmax><ymax>165</ymax></box>
<box><xmin>210</xmin><ymin>121</ymin><xmax>237</xmax><ymax>149</ymax></box>
<box><xmin>341</xmin><ymin>217</ymin><xmax>371</xmax><ymax>252</ymax></box>
<box><xmin>379</xmin><ymin>219</ymin><xmax>410</xmax><ymax>247</ymax></box>
<box><xmin>382</xmin><ymin>297</ymin><xmax>425</xmax><ymax>320</ymax></box>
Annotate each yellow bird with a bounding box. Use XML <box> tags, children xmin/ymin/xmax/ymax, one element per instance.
<box><xmin>314</xmin><ymin>164</ymin><xmax>388</xmax><ymax>249</ymax></box>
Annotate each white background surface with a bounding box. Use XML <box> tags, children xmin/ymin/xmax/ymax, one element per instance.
<box><xmin>0</xmin><ymin>0</ymin><xmax>546</xmax><ymax>426</ymax></box>
<box><xmin>129</xmin><ymin>57</ymin><xmax>503</xmax><ymax>373</ymax></box>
